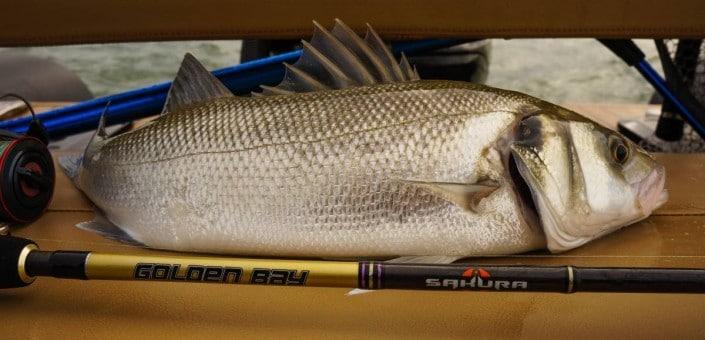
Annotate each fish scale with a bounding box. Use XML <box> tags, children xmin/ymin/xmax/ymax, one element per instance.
<box><xmin>74</xmin><ymin>80</ymin><xmax>545</xmax><ymax>256</ymax></box>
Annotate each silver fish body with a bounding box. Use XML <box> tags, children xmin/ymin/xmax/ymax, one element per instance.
<box><xmin>75</xmin><ymin>80</ymin><xmax>547</xmax><ymax>256</ymax></box>
<box><xmin>67</xmin><ymin>20</ymin><xmax>667</xmax><ymax>258</ymax></box>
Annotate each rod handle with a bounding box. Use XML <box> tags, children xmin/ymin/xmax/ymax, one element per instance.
<box><xmin>0</xmin><ymin>236</ymin><xmax>36</xmax><ymax>288</ymax></box>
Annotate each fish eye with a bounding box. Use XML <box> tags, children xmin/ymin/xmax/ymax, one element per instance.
<box><xmin>609</xmin><ymin>137</ymin><xmax>630</xmax><ymax>165</ymax></box>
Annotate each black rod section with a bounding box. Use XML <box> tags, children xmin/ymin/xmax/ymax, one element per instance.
<box><xmin>24</xmin><ymin>250</ymin><xmax>89</xmax><ymax>279</ymax></box>
<box><xmin>574</xmin><ymin>267</ymin><xmax>705</xmax><ymax>293</ymax></box>
<box><xmin>379</xmin><ymin>263</ymin><xmax>705</xmax><ymax>293</ymax></box>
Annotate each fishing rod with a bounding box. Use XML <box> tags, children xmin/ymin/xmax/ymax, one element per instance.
<box><xmin>2</xmin><ymin>235</ymin><xmax>705</xmax><ymax>293</ymax></box>
<box><xmin>0</xmin><ymin>39</ymin><xmax>464</xmax><ymax>139</ymax></box>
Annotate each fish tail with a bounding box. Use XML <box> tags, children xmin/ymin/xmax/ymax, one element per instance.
<box><xmin>58</xmin><ymin>154</ymin><xmax>83</xmax><ymax>183</ymax></box>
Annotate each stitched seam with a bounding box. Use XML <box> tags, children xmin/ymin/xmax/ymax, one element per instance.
<box><xmin>4</xmin><ymin>26</ymin><xmax>705</xmax><ymax>46</ymax></box>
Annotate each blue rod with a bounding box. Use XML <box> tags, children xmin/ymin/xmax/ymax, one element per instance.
<box><xmin>0</xmin><ymin>39</ymin><xmax>462</xmax><ymax>138</ymax></box>
<box><xmin>635</xmin><ymin>60</ymin><xmax>705</xmax><ymax>137</ymax></box>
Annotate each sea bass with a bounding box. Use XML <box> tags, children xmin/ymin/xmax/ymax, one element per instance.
<box><xmin>62</xmin><ymin>20</ymin><xmax>667</xmax><ymax>261</ymax></box>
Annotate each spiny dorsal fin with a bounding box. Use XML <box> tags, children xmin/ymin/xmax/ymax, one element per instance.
<box><xmin>412</xmin><ymin>65</ymin><xmax>420</xmax><ymax>80</ymax></box>
<box><xmin>364</xmin><ymin>23</ymin><xmax>407</xmax><ymax>81</ymax></box>
<box><xmin>399</xmin><ymin>53</ymin><xmax>416</xmax><ymax>80</ymax></box>
<box><xmin>330</xmin><ymin>18</ymin><xmax>394</xmax><ymax>82</ymax></box>
<box><xmin>163</xmin><ymin>53</ymin><xmax>233</xmax><ymax>114</ymax></box>
<box><xmin>282</xmin><ymin>62</ymin><xmax>330</xmax><ymax>92</ymax></box>
<box><xmin>311</xmin><ymin>21</ymin><xmax>376</xmax><ymax>86</ymax></box>
<box><xmin>257</xmin><ymin>20</ymin><xmax>419</xmax><ymax>96</ymax></box>
<box><xmin>259</xmin><ymin>85</ymin><xmax>295</xmax><ymax>96</ymax></box>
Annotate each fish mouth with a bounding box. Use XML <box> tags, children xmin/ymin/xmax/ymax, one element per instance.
<box><xmin>635</xmin><ymin>165</ymin><xmax>668</xmax><ymax>214</ymax></box>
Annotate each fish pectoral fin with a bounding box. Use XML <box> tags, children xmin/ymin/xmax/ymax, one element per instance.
<box><xmin>402</xmin><ymin>179</ymin><xmax>500</xmax><ymax>213</ymax></box>
<box><xmin>162</xmin><ymin>53</ymin><xmax>234</xmax><ymax>114</ymax></box>
<box><xmin>77</xmin><ymin>208</ymin><xmax>144</xmax><ymax>247</ymax></box>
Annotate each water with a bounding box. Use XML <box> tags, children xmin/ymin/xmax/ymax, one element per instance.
<box><xmin>2</xmin><ymin>41</ymin><xmax>241</xmax><ymax>98</ymax></box>
<box><xmin>2</xmin><ymin>39</ymin><xmax>660</xmax><ymax>103</ymax></box>
<box><xmin>488</xmin><ymin>39</ymin><xmax>660</xmax><ymax>103</ymax></box>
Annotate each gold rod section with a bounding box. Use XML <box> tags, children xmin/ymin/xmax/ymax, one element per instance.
<box><xmin>85</xmin><ymin>253</ymin><xmax>359</xmax><ymax>288</ymax></box>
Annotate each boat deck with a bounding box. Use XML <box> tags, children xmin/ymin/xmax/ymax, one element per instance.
<box><xmin>2</xmin><ymin>103</ymin><xmax>705</xmax><ymax>338</ymax></box>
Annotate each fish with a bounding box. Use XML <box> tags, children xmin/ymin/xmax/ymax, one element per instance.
<box><xmin>60</xmin><ymin>20</ymin><xmax>667</xmax><ymax>262</ymax></box>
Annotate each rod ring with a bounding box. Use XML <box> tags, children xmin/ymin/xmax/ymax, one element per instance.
<box><xmin>566</xmin><ymin>266</ymin><xmax>575</xmax><ymax>293</ymax></box>
<box><xmin>17</xmin><ymin>244</ymin><xmax>37</xmax><ymax>284</ymax></box>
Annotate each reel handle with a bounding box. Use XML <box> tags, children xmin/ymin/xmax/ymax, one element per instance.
<box><xmin>0</xmin><ymin>235</ymin><xmax>36</xmax><ymax>288</ymax></box>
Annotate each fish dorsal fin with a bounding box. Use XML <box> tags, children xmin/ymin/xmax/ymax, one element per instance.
<box><xmin>257</xmin><ymin>20</ymin><xmax>419</xmax><ymax>96</ymax></box>
<box><xmin>403</xmin><ymin>180</ymin><xmax>500</xmax><ymax>213</ymax></box>
<box><xmin>311</xmin><ymin>21</ymin><xmax>376</xmax><ymax>86</ymax></box>
<box><xmin>364</xmin><ymin>23</ymin><xmax>408</xmax><ymax>81</ymax></box>
<box><xmin>330</xmin><ymin>19</ymin><xmax>394</xmax><ymax>82</ymax></box>
<box><xmin>399</xmin><ymin>53</ymin><xmax>417</xmax><ymax>80</ymax></box>
<box><xmin>82</xmin><ymin>104</ymin><xmax>110</xmax><ymax>167</ymax></box>
<box><xmin>162</xmin><ymin>53</ymin><xmax>233</xmax><ymax>114</ymax></box>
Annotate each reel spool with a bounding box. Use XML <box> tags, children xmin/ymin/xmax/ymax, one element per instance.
<box><xmin>0</xmin><ymin>94</ymin><xmax>54</xmax><ymax>224</ymax></box>
<box><xmin>0</xmin><ymin>136</ymin><xmax>54</xmax><ymax>223</ymax></box>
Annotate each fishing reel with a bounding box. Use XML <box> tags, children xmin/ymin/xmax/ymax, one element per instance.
<box><xmin>0</xmin><ymin>94</ymin><xmax>54</xmax><ymax>225</ymax></box>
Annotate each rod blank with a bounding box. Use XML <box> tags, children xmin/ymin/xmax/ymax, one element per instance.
<box><xmin>3</xmin><ymin>237</ymin><xmax>705</xmax><ymax>293</ymax></box>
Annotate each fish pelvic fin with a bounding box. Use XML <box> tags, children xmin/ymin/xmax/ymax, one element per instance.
<box><xmin>257</xmin><ymin>19</ymin><xmax>419</xmax><ymax>96</ymax></box>
<box><xmin>77</xmin><ymin>207</ymin><xmax>144</xmax><ymax>247</ymax></box>
<box><xmin>401</xmin><ymin>179</ymin><xmax>500</xmax><ymax>213</ymax></box>
<box><xmin>162</xmin><ymin>53</ymin><xmax>234</xmax><ymax>114</ymax></box>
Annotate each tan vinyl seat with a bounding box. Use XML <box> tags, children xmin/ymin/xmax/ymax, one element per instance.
<box><xmin>1</xmin><ymin>0</ymin><xmax>704</xmax><ymax>46</ymax></box>
<box><xmin>2</xmin><ymin>103</ymin><xmax>705</xmax><ymax>338</ymax></box>
<box><xmin>1</xmin><ymin>2</ymin><xmax>705</xmax><ymax>337</ymax></box>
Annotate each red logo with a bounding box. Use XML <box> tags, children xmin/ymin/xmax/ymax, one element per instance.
<box><xmin>462</xmin><ymin>267</ymin><xmax>490</xmax><ymax>279</ymax></box>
